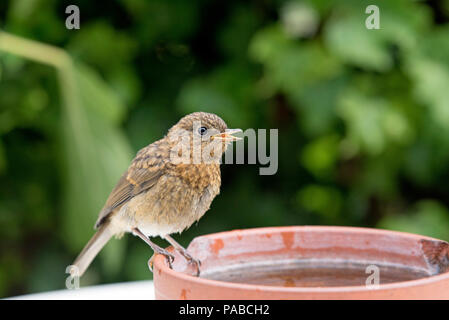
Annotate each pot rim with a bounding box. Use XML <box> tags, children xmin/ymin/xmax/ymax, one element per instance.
<box><xmin>153</xmin><ymin>226</ymin><xmax>449</xmax><ymax>293</ymax></box>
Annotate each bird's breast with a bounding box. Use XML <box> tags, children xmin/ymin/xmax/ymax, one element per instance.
<box><xmin>168</xmin><ymin>163</ymin><xmax>221</xmax><ymax>193</ymax></box>
<box><xmin>118</xmin><ymin>164</ymin><xmax>221</xmax><ymax>237</ymax></box>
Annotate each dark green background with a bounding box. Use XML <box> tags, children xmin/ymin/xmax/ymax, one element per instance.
<box><xmin>1</xmin><ymin>0</ymin><xmax>449</xmax><ymax>297</ymax></box>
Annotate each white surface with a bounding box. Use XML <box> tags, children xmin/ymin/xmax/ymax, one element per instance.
<box><xmin>8</xmin><ymin>280</ymin><xmax>155</xmax><ymax>300</ymax></box>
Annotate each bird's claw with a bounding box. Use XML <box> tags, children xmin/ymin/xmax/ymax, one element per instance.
<box><xmin>148</xmin><ymin>256</ymin><xmax>155</xmax><ymax>272</ymax></box>
<box><xmin>179</xmin><ymin>250</ymin><xmax>202</xmax><ymax>276</ymax></box>
<box><xmin>147</xmin><ymin>246</ymin><xmax>200</xmax><ymax>276</ymax></box>
<box><xmin>148</xmin><ymin>249</ymin><xmax>175</xmax><ymax>272</ymax></box>
<box><xmin>189</xmin><ymin>258</ymin><xmax>201</xmax><ymax>277</ymax></box>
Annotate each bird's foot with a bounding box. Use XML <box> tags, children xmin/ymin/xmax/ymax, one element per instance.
<box><xmin>157</xmin><ymin>247</ymin><xmax>175</xmax><ymax>268</ymax></box>
<box><xmin>148</xmin><ymin>248</ymin><xmax>175</xmax><ymax>271</ymax></box>
<box><xmin>177</xmin><ymin>248</ymin><xmax>202</xmax><ymax>276</ymax></box>
<box><xmin>132</xmin><ymin>228</ymin><xmax>175</xmax><ymax>271</ymax></box>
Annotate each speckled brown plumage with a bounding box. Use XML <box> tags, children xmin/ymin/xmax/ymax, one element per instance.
<box><xmin>71</xmin><ymin>112</ymin><xmax>240</xmax><ymax>277</ymax></box>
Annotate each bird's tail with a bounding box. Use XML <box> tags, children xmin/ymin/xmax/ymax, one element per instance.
<box><xmin>70</xmin><ymin>223</ymin><xmax>113</xmax><ymax>277</ymax></box>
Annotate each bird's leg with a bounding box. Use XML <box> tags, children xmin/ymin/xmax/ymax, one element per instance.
<box><xmin>132</xmin><ymin>228</ymin><xmax>175</xmax><ymax>270</ymax></box>
<box><xmin>164</xmin><ymin>235</ymin><xmax>201</xmax><ymax>276</ymax></box>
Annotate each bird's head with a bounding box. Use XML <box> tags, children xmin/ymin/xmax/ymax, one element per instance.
<box><xmin>167</xmin><ymin>112</ymin><xmax>242</xmax><ymax>164</ymax></box>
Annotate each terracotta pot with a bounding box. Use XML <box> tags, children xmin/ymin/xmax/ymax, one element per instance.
<box><xmin>152</xmin><ymin>226</ymin><xmax>449</xmax><ymax>299</ymax></box>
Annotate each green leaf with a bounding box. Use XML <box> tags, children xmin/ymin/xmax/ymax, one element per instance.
<box><xmin>325</xmin><ymin>13</ymin><xmax>392</xmax><ymax>71</ymax></box>
<box><xmin>76</xmin><ymin>64</ymin><xmax>128</xmax><ymax>124</ymax></box>
<box><xmin>324</xmin><ymin>0</ymin><xmax>430</xmax><ymax>71</ymax></box>
<box><xmin>291</xmin><ymin>77</ymin><xmax>346</xmax><ymax>136</ymax></box>
<box><xmin>249</xmin><ymin>25</ymin><xmax>291</xmax><ymax>65</ymax></box>
<box><xmin>338</xmin><ymin>89</ymin><xmax>412</xmax><ymax>155</ymax></box>
<box><xmin>420</xmin><ymin>26</ymin><xmax>449</xmax><ymax>68</ymax></box>
<box><xmin>60</xmin><ymin>63</ymin><xmax>133</xmax><ymax>275</ymax></box>
<box><xmin>378</xmin><ymin>200</ymin><xmax>449</xmax><ymax>241</ymax></box>
<box><xmin>250</xmin><ymin>25</ymin><xmax>340</xmax><ymax>96</ymax></box>
<box><xmin>300</xmin><ymin>134</ymin><xmax>340</xmax><ymax>178</ymax></box>
<box><xmin>406</xmin><ymin>56</ymin><xmax>449</xmax><ymax>128</ymax></box>
<box><xmin>67</xmin><ymin>22</ymin><xmax>137</xmax><ymax>72</ymax></box>
<box><xmin>296</xmin><ymin>184</ymin><xmax>342</xmax><ymax>220</ymax></box>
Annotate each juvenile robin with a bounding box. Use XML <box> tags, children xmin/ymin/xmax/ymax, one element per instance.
<box><xmin>71</xmin><ymin>112</ymin><xmax>241</xmax><ymax>277</ymax></box>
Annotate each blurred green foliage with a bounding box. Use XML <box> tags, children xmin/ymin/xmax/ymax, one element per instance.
<box><xmin>1</xmin><ymin>0</ymin><xmax>449</xmax><ymax>297</ymax></box>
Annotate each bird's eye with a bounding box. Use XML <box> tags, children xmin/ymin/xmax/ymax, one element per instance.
<box><xmin>198</xmin><ymin>126</ymin><xmax>208</xmax><ymax>136</ymax></box>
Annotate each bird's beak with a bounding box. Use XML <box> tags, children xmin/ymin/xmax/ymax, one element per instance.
<box><xmin>212</xmin><ymin>129</ymin><xmax>243</xmax><ymax>142</ymax></box>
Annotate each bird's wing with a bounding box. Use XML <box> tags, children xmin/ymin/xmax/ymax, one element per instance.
<box><xmin>95</xmin><ymin>144</ymin><xmax>165</xmax><ymax>228</ymax></box>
